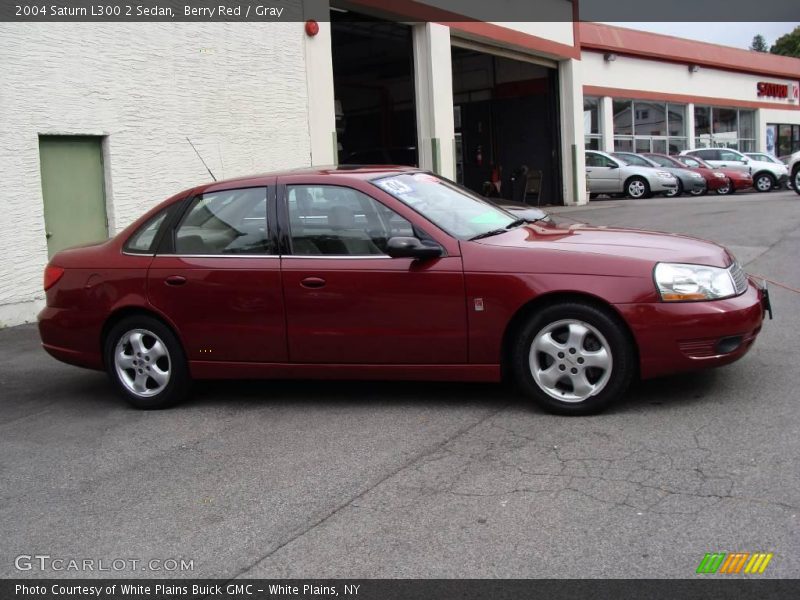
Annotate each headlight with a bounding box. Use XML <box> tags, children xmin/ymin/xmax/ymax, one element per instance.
<box><xmin>656</xmin><ymin>171</ymin><xmax>673</xmax><ymax>178</ymax></box>
<box><xmin>654</xmin><ymin>263</ymin><xmax>736</xmax><ymax>301</ymax></box>
<box><xmin>713</xmin><ymin>172</ymin><xmax>726</xmax><ymax>178</ymax></box>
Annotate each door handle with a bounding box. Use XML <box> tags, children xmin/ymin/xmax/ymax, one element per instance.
<box><xmin>165</xmin><ymin>275</ymin><xmax>187</xmax><ymax>286</ymax></box>
<box><xmin>300</xmin><ymin>276</ymin><xmax>326</xmax><ymax>289</ymax></box>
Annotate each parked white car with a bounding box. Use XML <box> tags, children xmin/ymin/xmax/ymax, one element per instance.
<box><xmin>680</xmin><ymin>148</ymin><xmax>789</xmax><ymax>193</ymax></box>
<box><xmin>784</xmin><ymin>151</ymin><xmax>800</xmax><ymax>195</ymax></box>
<box><xmin>586</xmin><ymin>150</ymin><xmax>678</xmax><ymax>199</ymax></box>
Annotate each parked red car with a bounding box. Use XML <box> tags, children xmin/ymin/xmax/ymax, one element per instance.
<box><xmin>38</xmin><ymin>167</ymin><xmax>770</xmax><ymax>415</ymax></box>
<box><xmin>675</xmin><ymin>155</ymin><xmax>753</xmax><ymax>195</ymax></box>
<box><xmin>644</xmin><ymin>153</ymin><xmax>728</xmax><ymax>195</ymax></box>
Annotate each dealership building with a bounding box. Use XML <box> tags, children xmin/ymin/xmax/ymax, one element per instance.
<box><xmin>1</xmin><ymin>0</ymin><xmax>799</xmax><ymax>325</ymax></box>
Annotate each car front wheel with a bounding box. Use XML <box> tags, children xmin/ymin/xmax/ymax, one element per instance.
<box><xmin>715</xmin><ymin>182</ymin><xmax>734</xmax><ymax>195</ymax></box>
<box><xmin>104</xmin><ymin>315</ymin><xmax>190</xmax><ymax>409</ymax></box>
<box><xmin>626</xmin><ymin>176</ymin><xmax>651</xmax><ymax>199</ymax></box>
<box><xmin>512</xmin><ymin>302</ymin><xmax>636</xmax><ymax>415</ymax></box>
<box><xmin>793</xmin><ymin>166</ymin><xmax>800</xmax><ymax>196</ymax></box>
<box><xmin>753</xmin><ymin>173</ymin><xmax>775</xmax><ymax>193</ymax></box>
<box><xmin>664</xmin><ymin>180</ymin><xmax>683</xmax><ymax>197</ymax></box>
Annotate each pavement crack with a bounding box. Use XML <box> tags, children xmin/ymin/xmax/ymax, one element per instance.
<box><xmin>229</xmin><ymin>404</ymin><xmax>509</xmax><ymax>579</ymax></box>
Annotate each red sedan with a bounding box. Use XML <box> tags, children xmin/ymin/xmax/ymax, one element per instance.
<box><xmin>39</xmin><ymin>167</ymin><xmax>770</xmax><ymax>415</ymax></box>
<box><xmin>675</xmin><ymin>155</ymin><xmax>753</xmax><ymax>195</ymax></box>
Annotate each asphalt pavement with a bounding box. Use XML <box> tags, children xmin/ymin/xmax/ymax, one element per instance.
<box><xmin>1</xmin><ymin>189</ymin><xmax>798</xmax><ymax>579</ymax></box>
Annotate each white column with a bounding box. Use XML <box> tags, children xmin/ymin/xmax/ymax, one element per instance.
<box><xmin>412</xmin><ymin>23</ymin><xmax>456</xmax><ymax>179</ymax></box>
<box><xmin>303</xmin><ymin>5</ymin><xmax>337</xmax><ymax>165</ymax></box>
<box><xmin>755</xmin><ymin>109</ymin><xmax>766</xmax><ymax>152</ymax></box>
<box><xmin>686</xmin><ymin>103</ymin><xmax>696</xmax><ymax>150</ymax></box>
<box><xmin>600</xmin><ymin>96</ymin><xmax>614</xmax><ymax>152</ymax></box>
<box><xmin>558</xmin><ymin>58</ymin><xmax>587</xmax><ymax>205</ymax></box>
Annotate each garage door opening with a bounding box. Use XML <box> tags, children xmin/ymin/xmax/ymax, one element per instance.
<box><xmin>452</xmin><ymin>46</ymin><xmax>562</xmax><ymax>204</ymax></box>
<box><xmin>332</xmin><ymin>13</ymin><xmax>418</xmax><ymax>167</ymax></box>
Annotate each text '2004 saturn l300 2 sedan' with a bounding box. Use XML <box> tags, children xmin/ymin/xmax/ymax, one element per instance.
<box><xmin>38</xmin><ymin>166</ymin><xmax>771</xmax><ymax>415</ymax></box>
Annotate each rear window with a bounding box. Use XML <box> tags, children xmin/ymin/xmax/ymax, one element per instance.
<box><xmin>124</xmin><ymin>209</ymin><xmax>170</xmax><ymax>254</ymax></box>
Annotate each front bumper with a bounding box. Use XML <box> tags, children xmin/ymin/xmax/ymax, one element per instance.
<box><xmin>686</xmin><ymin>178</ymin><xmax>707</xmax><ymax>192</ymax></box>
<box><xmin>776</xmin><ymin>174</ymin><xmax>789</xmax><ymax>185</ymax></box>
<box><xmin>651</xmin><ymin>177</ymin><xmax>678</xmax><ymax>192</ymax></box>
<box><xmin>616</xmin><ymin>279</ymin><xmax>767</xmax><ymax>380</ymax></box>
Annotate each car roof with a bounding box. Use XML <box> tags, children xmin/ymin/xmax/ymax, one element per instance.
<box><xmin>192</xmin><ymin>165</ymin><xmax>421</xmax><ymax>194</ymax></box>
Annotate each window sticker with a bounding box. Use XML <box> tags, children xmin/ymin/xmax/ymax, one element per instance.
<box><xmin>376</xmin><ymin>177</ymin><xmax>413</xmax><ymax>195</ymax></box>
<box><xmin>470</xmin><ymin>211</ymin><xmax>509</xmax><ymax>225</ymax></box>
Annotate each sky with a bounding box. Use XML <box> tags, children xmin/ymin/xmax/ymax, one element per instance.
<box><xmin>603</xmin><ymin>22</ymin><xmax>799</xmax><ymax>50</ymax></box>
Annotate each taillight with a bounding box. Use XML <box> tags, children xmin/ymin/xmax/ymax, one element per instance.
<box><xmin>44</xmin><ymin>265</ymin><xmax>65</xmax><ymax>291</ymax></box>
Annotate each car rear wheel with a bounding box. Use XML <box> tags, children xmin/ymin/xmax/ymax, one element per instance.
<box><xmin>664</xmin><ymin>180</ymin><xmax>683</xmax><ymax>197</ymax></box>
<box><xmin>104</xmin><ymin>315</ymin><xmax>190</xmax><ymax>409</ymax></box>
<box><xmin>512</xmin><ymin>303</ymin><xmax>636</xmax><ymax>415</ymax></box>
<box><xmin>753</xmin><ymin>172</ymin><xmax>775</xmax><ymax>193</ymax></box>
<box><xmin>625</xmin><ymin>177</ymin><xmax>650</xmax><ymax>199</ymax></box>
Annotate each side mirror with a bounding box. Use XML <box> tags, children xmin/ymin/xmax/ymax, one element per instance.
<box><xmin>608</xmin><ymin>163</ymin><xmax>619</xmax><ymax>169</ymax></box>
<box><xmin>386</xmin><ymin>237</ymin><xmax>443</xmax><ymax>260</ymax></box>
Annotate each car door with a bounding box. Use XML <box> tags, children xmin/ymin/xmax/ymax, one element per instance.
<box><xmin>147</xmin><ymin>182</ymin><xmax>287</xmax><ymax>363</ymax></box>
<box><xmin>717</xmin><ymin>149</ymin><xmax>751</xmax><ymax>173</ymax></box>
<box><xmin>585</xmin><ymin>152</ymin><xmax>621</xmax><ymax>193</ymax></box>
<box><xmin>278</xmin><ymin>177</ymin><xmax>467</xmax><ymax>364</ymax></box>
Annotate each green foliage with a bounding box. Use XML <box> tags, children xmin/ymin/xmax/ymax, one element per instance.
<box><xmin>770</xmin><ymin>26</ymin><xmax>800</xmax><ymax>58</ymax></box>
<box><xmin>749</xmin><ymin>34</ymin><xmax>768</xmax><ymax>53</ymax></box>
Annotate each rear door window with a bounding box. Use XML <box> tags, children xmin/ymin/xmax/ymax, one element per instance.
<box><xmin>173</xmin><ymin>187</ymin><xmax>272</xmax><ymax>255</ymax></box>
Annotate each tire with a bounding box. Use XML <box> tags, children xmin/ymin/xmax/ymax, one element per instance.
<box><xmin>664</xmin><ymin>180</ymin><xmax>683</xmax><ymax>198</ymax></box>
<box><xmin>715</xmin><ymin>181</ymin><xmax>734</xmax><ymax>195</ymax></box>
<box><xmin>753</xmin><ymin>172</ymin><xmax>775</xmax><ymax>193</ymax></box>
<box><xmin>793</xmin><ymin>166</ymin><xmax>800</xmax><ymax>196</ymax></box>
<box><xmin>104</xmin><ymin>315</ymin><xmax>190</xmax><ymax>409</ymax></box>
<box><xmin>511</xmin><ymin>302</ymin><xmax>636</xmax><ymax>415</ymax></box>
<box><xmin>625</xmin><ymin>176</ymin><xmax>651</xmax><ymax>199</ymax></box>
<box><xmin>689</xmin><ymin>186</ymin><xmax>707</xmax><ymax>196</ymax></box>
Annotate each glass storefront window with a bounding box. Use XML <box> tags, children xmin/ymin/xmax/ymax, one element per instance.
<box><xmin>667</xmin><ymin>104</ymin><xmax>685</xmax><ymax>137</ymax></box>
<box><xmin>715</xmin><ymin>108</ymin><xmax>738</xmax><ymax>134</ymax></box>
<box><xmin>613</xmin><ymin>99</ymin><xmax>633</xmax><ymax>136</ymax></box>
<box><xmin>739</xmin><ymin>110</ymin><xmax>755</xmax><ymax>140</ymax></box>
<box><xmin>583</xmin><ymin>97</ymin><xmax>601</xmax><ymax>135</ymax></box>
<box><xmin>613</xmin><ymin>137</ymin><xmax>633</xmax><ymax>152</ymax></box>
<box><xmin>694</xmin><ymin>106</ymin><xmax>710</xmax><ymax>136</ymax></box>
<box><xmin>635</xmin><ymin>138</ymin><xmax>651</xmax><ymax>153</ymax></box>
<box><xmin>634</xmin><ymin>101</ymin><xmax>666</xmax><ymax>136</ymax></box>
<box><xmin>585</xmin><ymin>136</ymin><xmax>601</xmax><ymax>150</ymax></box>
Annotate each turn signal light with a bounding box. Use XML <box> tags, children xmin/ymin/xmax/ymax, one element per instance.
<box><xmin>43</xmin><ymin>265</ymin><xmax>65</xmax><ymax>291</ymax></box>
<box><xmin>661</xmin><ymin>292</ymin><xmax>707</xmax><ymax>301</ymax></box>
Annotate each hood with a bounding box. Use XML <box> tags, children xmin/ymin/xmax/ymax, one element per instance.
<box><xmin>474</xmin><ymin>221</ymin><xmax>733</xmax><ymax>270</ymax></box>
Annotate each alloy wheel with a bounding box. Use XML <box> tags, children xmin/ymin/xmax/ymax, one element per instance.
<box><xmin>755</xmin><ymin>175</ymin><xmax>773</xmax><ymax>192</ymax></box>
<box><xmin>528</xmin><ymin>319</ymin><xmax>613</xmax><ymax>403</ymax></box>
<box><xmin>114</xmin><ymin>328</ymin><xmax>171</xmax><ymax>398</ymax></box>
<box><xmin>628</xmin><ymin>180</ymin><xmax>646</xmax><ymax>198</ymax></box>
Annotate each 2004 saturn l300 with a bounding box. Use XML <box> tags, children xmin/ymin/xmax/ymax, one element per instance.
<box><xmin>38</xmin><ymin>166</ymin><xmax>771</xmax><ymax>415</ymax></box>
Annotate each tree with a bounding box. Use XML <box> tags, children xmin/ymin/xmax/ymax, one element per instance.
<box><xmin>770</xmin><ymin>26</ymin><xmax>800</xmax><ymax>58</ymax></box>
<box><xmin>750</xmin><ymin>34</ymin><xmax>768</xmax><ymax>52</ymax></box>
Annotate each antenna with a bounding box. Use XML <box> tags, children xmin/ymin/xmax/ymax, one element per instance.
<box><xmin>186</xmin><ymin>137</ymin><xmax>217</xmax><ymax>181</ymax></box>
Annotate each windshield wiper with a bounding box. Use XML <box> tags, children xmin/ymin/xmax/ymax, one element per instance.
<box><xmin>469</xmin><ymin>219</ymin><xmax>526</xmax><ymax>241</ymax></box>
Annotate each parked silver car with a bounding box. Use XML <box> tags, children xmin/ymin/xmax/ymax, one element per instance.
<box><xmin>680</xmin><ymin>148</ymin><xmax>789</xmax><ymax>192</ymax></box>
<box><xmin>585</xmin><ymin>150</ymin><xmax>678</xmax><ymax>199</ymax></box>
<box><xmin>614</xmin><ymin>152</ymin><xmax>706</xmax><ymax>197</ymax></box>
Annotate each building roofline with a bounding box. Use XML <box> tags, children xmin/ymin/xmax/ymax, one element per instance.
<box><xmin>579</xmin><ymin>22</ymin><xmax>800</xmax><ymax>81</ymax></box>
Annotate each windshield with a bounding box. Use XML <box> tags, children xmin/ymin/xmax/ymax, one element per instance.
<box><xmin>648</xmin><ymin>155</ymin><xmax>679</xmax><ymax>168</ymax></box>
<box><xmin>372</xmin><ymin>172</ymin><xmax>518</xmax><ymax>240</ymax></box>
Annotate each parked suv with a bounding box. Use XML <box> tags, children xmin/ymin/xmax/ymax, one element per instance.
<box><xmin>586</xmin><ymin>150</ymin><xmax>677</xmax><ymax>199</ymax></box>
<box><xmin>681</xmin><ymin>148</ymin><xmax>788</xmax><ymax>193</ymax></box>
<box><xmin>784</xmin><ymin>151</ymin><xmax>800</xmax><ymax>195</ymax></box>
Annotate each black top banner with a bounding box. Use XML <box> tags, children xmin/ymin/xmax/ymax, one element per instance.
<box><xmin>3</xmin><ymin>579</ymin><xmax>800</xmax><ymax>600</ymax></box>
<box><xmin>3</xmin><ymin>0</ymin><xmax>800</xmax><ymax>22</ymax></box>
